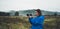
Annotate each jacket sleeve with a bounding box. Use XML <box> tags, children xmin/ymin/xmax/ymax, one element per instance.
<box><xmin>29</xmin><ymin>17</ymin><xmax>33</xmax><ymax>24</ymax></box>
<box><xmin>31</xmin><ymin>16</ymin><xmax>44</xmax><ymax>25</ymax></box>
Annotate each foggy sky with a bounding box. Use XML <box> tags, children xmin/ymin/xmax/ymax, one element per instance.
<box><xmin>0</xmin><ymin>0</ymin><xmax>60</xmax><ymax>12</ymax></box>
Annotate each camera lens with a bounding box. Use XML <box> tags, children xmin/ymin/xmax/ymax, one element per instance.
<box><xmin>30</xmin><ymin>14</ymin><xmax>32</xmax><ymax>16</ymax></box>
<box><xmin>27</xmin><ymin>14</ymin><xmax>29</xmax><ymax>16</ymax></box>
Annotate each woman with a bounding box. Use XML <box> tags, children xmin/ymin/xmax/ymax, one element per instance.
<box><xmin>28</xmin><ymin>9</ymin><xmax>45</xmax><ymax>29</ymax></box>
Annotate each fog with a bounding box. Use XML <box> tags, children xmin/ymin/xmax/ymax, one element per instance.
<box><xmin>0</xmin><ymin>0</ymin><xmax>60</xmax><ymax>12</ymax></box>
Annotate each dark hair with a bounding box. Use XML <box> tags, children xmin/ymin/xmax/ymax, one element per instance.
<box><xmin>35</xmin><ymin>9</ymin><xmax>42</xmax><ymax>16</ymax></box>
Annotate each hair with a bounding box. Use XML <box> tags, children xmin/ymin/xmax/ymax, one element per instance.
<box><xmin>35</xmin><ymin>9</ymin><xmax>42</xmax><ymax>16</ymax></box>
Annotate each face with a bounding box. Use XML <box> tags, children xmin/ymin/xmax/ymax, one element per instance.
<box><xmin>35</xmin><ymin>11</ymin><xmax>39</xmax><ymax>16</ymax></box>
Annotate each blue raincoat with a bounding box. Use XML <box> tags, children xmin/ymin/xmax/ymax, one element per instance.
<box><xmin>29</xmin><ymin>16</ymin><xmax>44</xmax><ymax>29</ymax></box>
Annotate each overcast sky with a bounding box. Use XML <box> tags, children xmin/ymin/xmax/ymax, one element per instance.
<box><xmin>0</xmin><ymin>0</ymin><xmax>60</xmax><ymax>12</ymax></box>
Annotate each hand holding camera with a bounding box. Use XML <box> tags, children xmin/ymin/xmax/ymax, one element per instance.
<box><xmin>27</xmin><ymin>14</ymin><xmax>33</xmax><ymax>18</ymax></box>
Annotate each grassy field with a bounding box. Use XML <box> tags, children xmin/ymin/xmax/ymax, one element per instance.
<box><xmin>0</xmin><ymin>16</ymin><xmax>60</xmax><ymax>29</ymax></box>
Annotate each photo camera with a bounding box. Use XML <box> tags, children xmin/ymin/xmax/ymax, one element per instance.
<box><xmin>27</xmin><ymin>14</ymin><xmax>32</xmax><ymax>16</ymax></box>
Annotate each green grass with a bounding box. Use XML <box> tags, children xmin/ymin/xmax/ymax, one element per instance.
<box><xmin>0</xmin><ymin>16</ymin><xmax>60</xmax><ymax>29</ymax></box>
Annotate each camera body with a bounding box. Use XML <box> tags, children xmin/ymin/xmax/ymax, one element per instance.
<box><xmin>27</xmin><ymin>14</ymin><xmax>32</xmax><ymax>16</ymax></box>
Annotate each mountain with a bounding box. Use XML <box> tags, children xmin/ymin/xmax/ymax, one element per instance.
<box><xmin>18</xmin><ymin>9</ymin><xmax>60</xmax><ymax>16</ymax></box>
<box><xmin>1</xmin><ymin>9</ymin><xmax>60</xmax><ymax>16</ymax></box>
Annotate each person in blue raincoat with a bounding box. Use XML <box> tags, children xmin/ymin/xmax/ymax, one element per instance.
<box><xmin>27</xmin><ymin>9</ymin><xmax>45</xmax><ymax>29</ymax></box>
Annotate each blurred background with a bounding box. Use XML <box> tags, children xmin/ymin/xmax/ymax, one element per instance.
<box><xmin>0</xmin><ymin>0</ymin><xmax>60</xmax><ymax>29</ymax></box>
<box><xmin>0</xmin><ymin>9</ymin><xmax>60</xmax><ymax>29</ymax></box>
